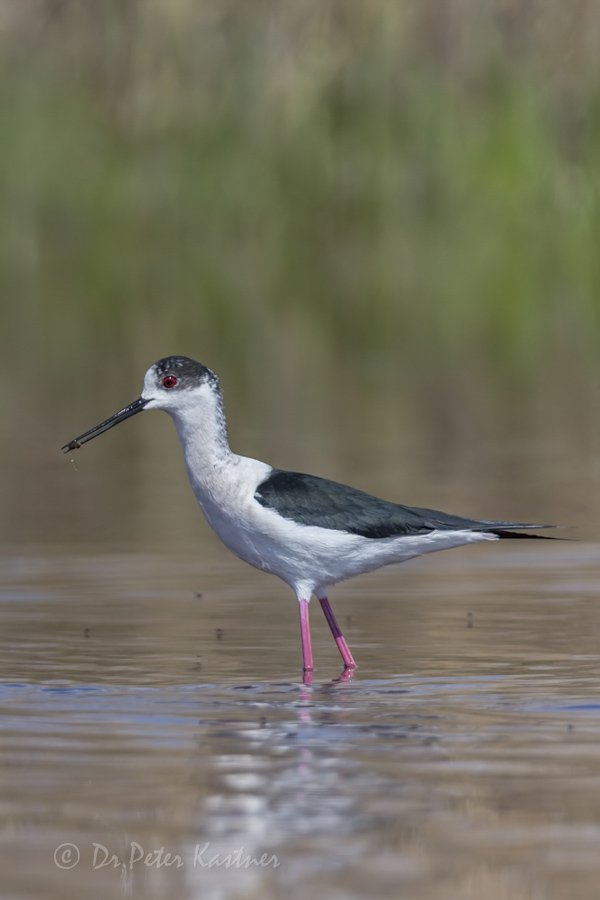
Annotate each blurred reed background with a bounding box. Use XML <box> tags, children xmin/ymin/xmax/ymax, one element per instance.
<box><xmin>2</xmin><ymin>0</ymin><xmax>600</xmax><ymax>548</ymax></box>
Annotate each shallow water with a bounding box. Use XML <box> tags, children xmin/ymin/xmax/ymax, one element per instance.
<box><xmin>2</xmin><ymin>540</ymin><xmax>600</xmax><ymax>900</ymax></box>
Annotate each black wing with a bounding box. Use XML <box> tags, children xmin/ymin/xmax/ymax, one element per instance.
<box><xmin>255</xmin><ymin>470</ymin><xmax>554</xmax><ymax>540</ymax></box>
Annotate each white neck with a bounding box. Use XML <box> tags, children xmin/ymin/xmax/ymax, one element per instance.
<box><xmin>167</xmin><ymin>383</ymin><xmax>235</xmax><ymax>487</ymax></box>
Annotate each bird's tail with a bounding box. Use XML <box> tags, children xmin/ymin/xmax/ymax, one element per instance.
<box><xmin>489</xmin><ymin>528</ymin><xmax>562</xmax><ymax>540</ymax></box>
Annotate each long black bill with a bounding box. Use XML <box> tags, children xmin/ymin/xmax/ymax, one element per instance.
<box><xmin>61</xmin><ymin>397</ymin><xmax>149</xmax><ymax>453</ymax></box>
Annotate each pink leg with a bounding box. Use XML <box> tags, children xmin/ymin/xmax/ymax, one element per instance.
<box><xmin>319</xmin><ymin>597</ymin><xmax>357</xmax><ymax>669</ymax></box>
<box><xmin>298</xmin><ymin>598</ymin><xmax>314</xmax><ymax>673</ymax></box>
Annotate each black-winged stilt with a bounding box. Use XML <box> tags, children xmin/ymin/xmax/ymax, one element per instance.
<box><xmin>63</xmin><ymin>356</ymin><xmax>555</xmax><ymax>680</ymax></box>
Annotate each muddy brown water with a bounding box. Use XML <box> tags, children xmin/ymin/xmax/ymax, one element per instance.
<box><xmin>1</xmin><ymin>537</ymin><xmax>600</xmax><ymax>900</ymax></box>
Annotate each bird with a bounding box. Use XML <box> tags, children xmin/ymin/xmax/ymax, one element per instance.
<box><xmin>63</xmin><ymin>356</ymin><xmax>555</xmax><ymax>680</ymax></box>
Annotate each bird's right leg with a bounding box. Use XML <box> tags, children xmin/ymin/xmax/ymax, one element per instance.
<box><xmin>318</xmin><ymin>595</ymin><xmax>357</xmax><ymax>669</ymax></box>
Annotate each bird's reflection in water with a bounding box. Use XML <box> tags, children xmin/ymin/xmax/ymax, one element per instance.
<box><xmin>188</xmin><ymin>670</ymin><xmax>367</xmax><ymax>895</ymax></box>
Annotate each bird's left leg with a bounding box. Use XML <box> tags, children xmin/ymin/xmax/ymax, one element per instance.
<box><xmin>317</xmin><ymin>594</ymin><xmax>357</xmax><ymax>669</ymax></box>
<box><xmin>298</xmin><ymin>597</ymin><xmax>314</xmax><ymax>677</ymax></box>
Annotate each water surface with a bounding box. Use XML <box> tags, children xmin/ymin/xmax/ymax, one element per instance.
<box><xmin>1</xmin><ymin>541</ymin><xmax>600</xmax><ymax>900</ymax></box>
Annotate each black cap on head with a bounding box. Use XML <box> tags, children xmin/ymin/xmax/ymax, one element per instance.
<box><xmin>153</xmin><ymin>356</ymin><xmax>217</xmax><ymax>389</ymax></box>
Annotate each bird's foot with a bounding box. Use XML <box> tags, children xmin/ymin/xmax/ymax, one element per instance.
<box><xmin>334</xmin><ymin>666</ymin><xmax>356</xmax><ymax>683</ymax></box>
<box><xmin>302</xmin><ymin>667</ymin><xmax>314</xmax><ymax>686</ymax></box>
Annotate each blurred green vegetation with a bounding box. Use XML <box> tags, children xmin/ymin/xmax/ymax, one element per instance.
<box><xmin>1</xmin><ymin>0</ymin><xmax>600</xmax><ymax>418</ymax></box>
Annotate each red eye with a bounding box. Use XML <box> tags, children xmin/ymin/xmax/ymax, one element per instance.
<box><xmin>163</xmin><ymin>375</ymin><xmax>177</xmax><ymax>388</ymax></box>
